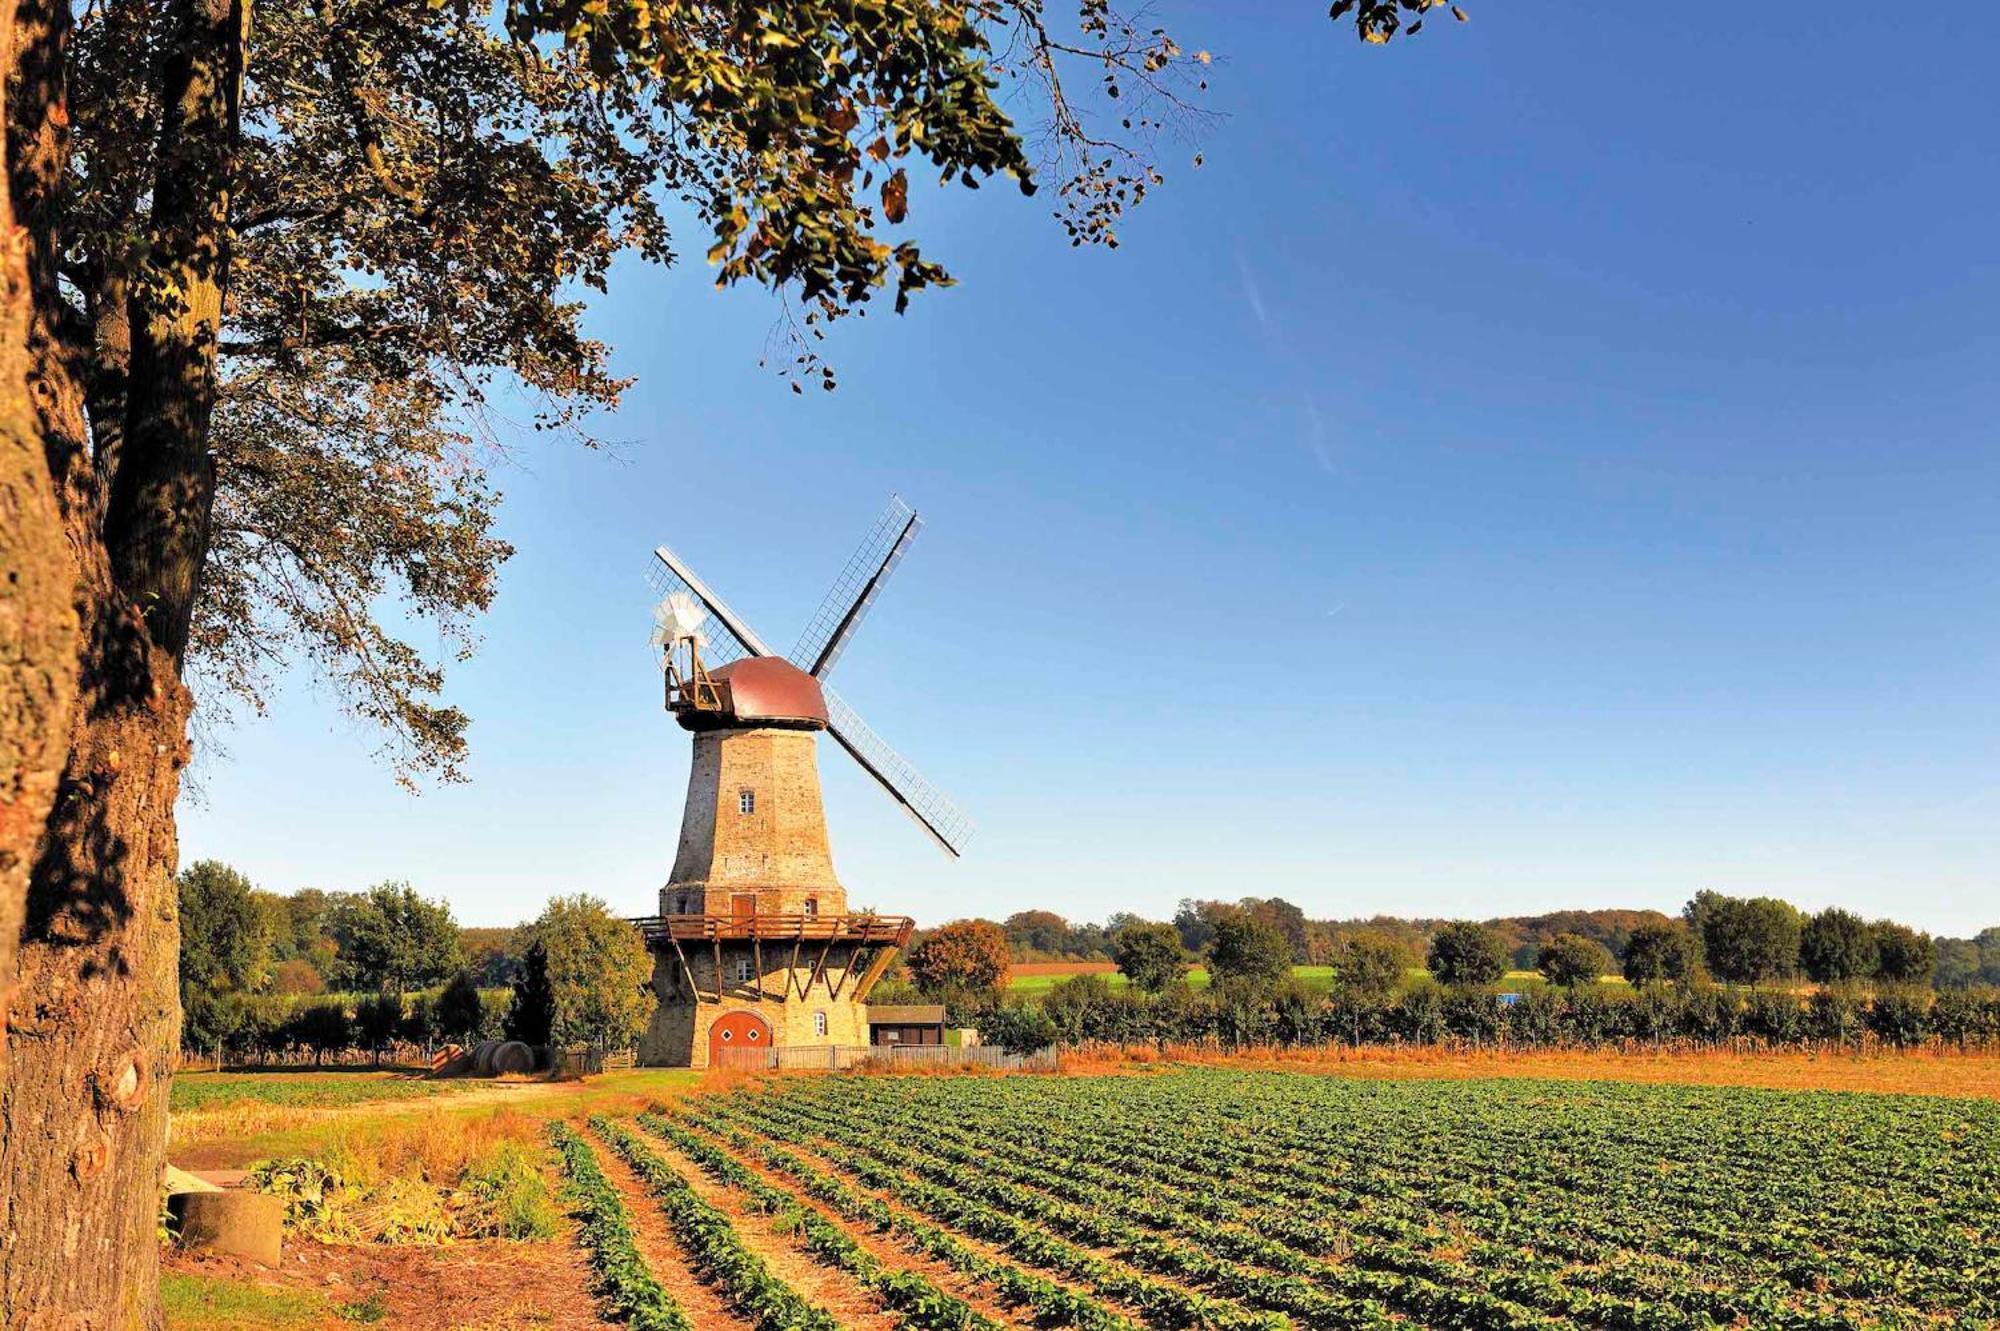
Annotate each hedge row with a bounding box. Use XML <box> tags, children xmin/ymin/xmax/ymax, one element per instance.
<box><xmin>992</xmin><ymin>979</ymin><xmax>2000</xmax><ymax>1053</ymax></box>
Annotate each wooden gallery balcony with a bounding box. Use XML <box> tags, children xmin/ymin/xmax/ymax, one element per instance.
<box><xmin>630</xmin><ymin>913</ymin><xmax>915</xmax><ymax>1004</ymax></box>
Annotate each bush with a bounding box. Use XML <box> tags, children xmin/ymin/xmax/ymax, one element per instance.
<box><xmin>1866</xmin><ymin>990</ymin><xmax>1931</xmax><ymax>1046</ymax></box>
<box><xmin>979</xmin><ymin>1001</ymin><xmax>1057</xmax><ymax>1056</ymax></box>
<box><xmin>1806</xmin><ymin>989</ymin><xmax>1864</xmax><ymax>1046</ymax></box>
<box><xmin>503</xmin><ymin>942</ymin><xmax>555</xmax><ymax>1047</ymax></box>
<box><xmin>458</xmin><ymin>1141</ymin><xmax>558</xmax><ymax>1240</ymax></box>
<box><xmin>1742</xmin><ymin>990</ymin><xmax>1804</xmax><ymax>1045</ymax></box>
<box><xmin>287</xmin><ymin>1002</ymin><xmax>353</xmax><ymax>1065</ymax></box>
<box><xmin>434</xmin><ymin>971</ymin><xmax>486</xmax><ymax>1046</ymax></box>
<box><xmin>353</xmin><ymin>992</ymin><xmax>404</xmax><ymax>1063</ymax></box>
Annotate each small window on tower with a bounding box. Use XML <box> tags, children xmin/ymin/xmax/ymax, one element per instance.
<box><xmin>803</xmin><ymin>897</ymin><xmax>819</xmax><ymax>919</ymax></box>
<box><xmin>813</xmin><ymin>1011</ymin><xmax>828</xmax><ymax>1038</ymax></box>
<box><xmin>733</xmin><ymin>957</ymin><xmax>754</xmax><ymax>984</ymax></box>
<box><xmin>738</xmin><ymin>788</ymin><xmax>756</xmax><ymax>815</ymax></box>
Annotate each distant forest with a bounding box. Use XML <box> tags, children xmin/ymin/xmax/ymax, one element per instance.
<box><xmin>989</xmin><ymin>898</ymin><xmax>2000</xmax><ymax>991</ymax></box>
<box><xmin>179</xmin><ymin>858</ymin><xmax>2000</xmax><ymax>1006</ymax></box>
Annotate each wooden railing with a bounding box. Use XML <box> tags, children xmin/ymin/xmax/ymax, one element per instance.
<box><xmin>631</xmin><ymin>913</ymin><xmax>914</xmax><ymax>947</ymax></box>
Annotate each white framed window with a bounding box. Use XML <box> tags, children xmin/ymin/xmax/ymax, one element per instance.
<box><xmin>813</xmin><ymin>1011</ymin><xmax>828</xmax><ymax>1038</ymax></box>
<box><xmin>732</xmin><ymin>957</ymin><xmax>754</xmax><ymax>984</ymax></box>
<box><xmin>738</xmin><ymin>788</ymin><xmax>756</xmax><ymax>815</ymax></box>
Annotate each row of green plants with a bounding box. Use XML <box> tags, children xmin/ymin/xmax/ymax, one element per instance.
<box><xmin>673</xmin><ymin>1106</ymin><xmax>1142</xmax><ymax>1331</ymax></box>
<box><xmin>591</xmin><ymin>1116</ymin><xmax>842</xmax><ymax>1331</ymax></box>
<box><xmin>761</xmin><ymin>1085</ymin><xmax>1816</xmax><ymax>1331</ymax></box>
<box><xmin>551</xmin><ymin>1123</ymin><xmax>694</xmax><ymax>1331</ymax></box>
<box><xmin>626</xmin><ymin>1112</ymin><xmax>1009</xmax><ymax>1331</ymax></box>
<box><xmin>735</xmin><ymin>1093</ymin><xmax>1576</xmax><ymax>1331</ymax></box>
<box><xmin>978</xmin><ymin>974</ymin><xmax>2000</xmax><ymax>1054</ymax></box>
<box><xmin>738</xmin><ymin>1072</ymin><xmax>1998</xmax><ymax>1330</ymax></box>
<box><xmin>702</xmin><ymin>1097</ymin><xmax>1303</xmax><ymax>1331</ymax></box>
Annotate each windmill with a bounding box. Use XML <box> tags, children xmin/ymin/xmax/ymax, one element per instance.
<box><xmin>632</xmin><ymin>496</ymin><xmax>970</xmax><ymax>1068</ymax></box>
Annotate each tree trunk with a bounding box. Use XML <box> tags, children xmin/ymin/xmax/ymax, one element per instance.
<box><xmin>0</xmin><ymin>0</ymin><xmax>246</xmax><ymax>1318</ymax></box>
<box><xmin>0</xmin><ymin>0</ymin><xmax>77</xmax><ymax>1082</ymax></box>
<box><xmin>0</xmin><ymin>639</ymin><xmax>188</xmax><ymax>1329</ymax></box>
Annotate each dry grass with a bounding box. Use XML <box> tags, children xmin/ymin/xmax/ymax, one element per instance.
<box><xmin>1058</xmin><ymin>1042</ymin><xmax>2000</xmax><ymax>1098</ymax></box>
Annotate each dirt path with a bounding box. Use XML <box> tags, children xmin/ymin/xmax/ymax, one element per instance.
<box><xmin>630</xmin><ymin>1122</ymin><xmax>902</xmax><ymax>1331</ymax></box>
<box><xmin>678</xmin><ymin>1117</ymin><xmax>1040</xmax><ymax>1328</ymax></box>
<box><xmin>580</xmin><ymin>1130</ymin><xmax>762</xmax><ymax>1331</ymax></box>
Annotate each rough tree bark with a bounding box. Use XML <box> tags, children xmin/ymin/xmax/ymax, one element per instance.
<box><xmin>0</xmin><ymin>0</ymin><xmax>245</xmax><ymax>1322</ymax></box>
<box><xmin>0</xmin><ymin>0</ymin><xmax>78</xmax><ymax>1086</ymax></box>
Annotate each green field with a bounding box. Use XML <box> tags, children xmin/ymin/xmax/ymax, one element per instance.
<box><xmin>170</xmin><ymin>1071</ymin><xmax>479</xmax><ymax>1115</ymax></box>
<box><xmin>603</xmin><ymin>1069</ymin><xmax>1999</xmax><ymax>1329</ymax></box>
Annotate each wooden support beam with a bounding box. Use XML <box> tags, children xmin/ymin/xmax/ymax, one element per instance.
<box><xmin>805</xmin><ymin>932</ymin><xmax>837</xmax><ymax>999</ymax></box>
<box><xmin>852</xmin><ymin>942</ymin><xmax>903</xmax><ymax>1003</ymax></box>
<box><xmin>753</xmin><ymin>935</ymin><xmax>766</xmax><ymax>1001</ymax></box>
<box><xmin>830</xmin><ymin>920</ymin><xmax>876</xmax><ymax>1001</ymax></box>
<box><xmin>712</xmin><ymin>937</ymin><xmax>724</xmax><ymax>1003</ymax></box>
<box><xmin>667</xmin><ymin>934</ymin><xmax>701</xmax><ymax>1004</ymax></box>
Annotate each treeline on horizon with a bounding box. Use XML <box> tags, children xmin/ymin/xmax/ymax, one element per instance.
<box><xmin>977</xmin><ymin>894</ymin><xmax>2000</xmax><ymax>991</ymax></box>
<box><xmin>178</xmin><ymin>862</ymin><xmax>652</xmax><ymax>1062</ymax></box>
<box><xmin>887</xmin><ymin>894</ymin><xmax>2000</xmax><ymax>1056</ymax></box>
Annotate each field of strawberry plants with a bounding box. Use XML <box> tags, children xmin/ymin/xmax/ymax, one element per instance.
<box><xmin>563</xmin><ymin>1070</ymin><xmax>1996</xmax><ymax>1331</ymax></box>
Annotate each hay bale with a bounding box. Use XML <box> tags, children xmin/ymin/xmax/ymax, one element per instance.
<box><xmin>489</xmin><ymin>1040</ymin><xmax>534</xmax><ymax>1075</ymax></box>
<box><xmin>170</xmin><ymin>1191</ymin><xmax>284</xmax><ymax>1267</ymax></box>
<box><xmin>470</xmin><ymin>1039</ymin><xmax>502</xmax><ymax>1075</ymax></box>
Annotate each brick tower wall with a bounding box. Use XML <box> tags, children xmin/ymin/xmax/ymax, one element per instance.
<box><xmin>660</xmin><ymin>727</ymin><xmax>849</xmax><ymax>917</ymax></box>
<box><xmin>638</xmin><ymin>942</ymin><xmax>873</xmax><ymax>1068</ymax></box>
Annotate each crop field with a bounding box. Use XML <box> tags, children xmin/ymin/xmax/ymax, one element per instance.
<box><xmin>551</xmin><ymin>1070</ymin><xmax>1998</xmax><ymax>1331</ymax></box>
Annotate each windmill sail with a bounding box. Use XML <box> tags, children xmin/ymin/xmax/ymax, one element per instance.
<box><xmin>790</xmin><ymin>496</ymin><xmax>922</xmax><ymax>679</ymax></box>
<box><xmin>823</xmin><ymin>686</ymin><xmax>972</xmax><ymax>857</ymax></box>
<box><xmin>649</xmin><ymin>543</ymin><xmax>776</xmax><ymax>665</ymax></box>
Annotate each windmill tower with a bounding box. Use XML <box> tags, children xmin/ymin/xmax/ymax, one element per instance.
<box><xmin>634</xmin><ymin>497</ymin><xmax>971</xmax><ymax>1068</ymax></box>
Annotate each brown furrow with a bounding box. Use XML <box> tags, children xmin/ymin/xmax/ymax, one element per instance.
<box><xmin>682</xmin><ymin>1115</ymin><xmax>1044</xmax><ymax>1328</ymax></box>
<box><xmin>581</xmin><ymin>1127</ymin><xmax>763</xmax><ymax>1331</ymax></box>
<box><xmin>638</xmin><ymin>1122</ymin><xmax>903</xmax><ymax>1331</ymax></box>
<box><xmin>740</xmin><ymin>1119</ymin><xmax>1242</xmax><ymax>1330</ymax></box>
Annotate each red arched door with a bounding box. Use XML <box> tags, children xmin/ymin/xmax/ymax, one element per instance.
<box><xmin>709</xmin><ymin>1011</ymin><xmax>772</xmax><ymax>1069</ymax></box>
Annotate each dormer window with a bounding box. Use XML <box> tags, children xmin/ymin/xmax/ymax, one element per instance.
<box><xmin>738</xmin><ymin>788</ymin><xmax>755</xmax><ymax>815</ymax></box>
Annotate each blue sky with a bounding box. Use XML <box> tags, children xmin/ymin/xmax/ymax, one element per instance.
<box><xmin>181</xmin><ymin>6</ymin><xmax>2000</xmax><ymax>935</ymax></box>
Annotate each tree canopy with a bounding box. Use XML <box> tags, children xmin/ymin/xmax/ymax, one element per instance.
<box><xmin>1113</xmin><ymin>921</ymin><xmax>1189</xmax><ymax>993</ymax></box>
<box><xmin>1207</xmin><ymin>914</ymin><xmax>1292</xmax><ymax>990</ymax></box>
<box><xmin>1621</xmin><ymin>920</ymin><xmax>1698</xmax><ymax>986</ymax></box>
<box><xmin>908</xmin><ymin>918</ymin><xmax>1011</xmax><ymax>1002</ymax></box>
<box><xmin>518</xmin><ymin>894</ymin><xmax>653</xmax><ymax>1049</ymax></box>
<box><xmin>1800</xmin><ymin>908</ymin><xmax>1878</xmax><ymax>985</ymax></box>
<box><xmin>1536</xmin><ymin>933</ymin><xmax>1611</xmax><ymax>989</ymax></box>
<box><xmin>1685</xmin><ymin>893</ymin><xmax>1802</xmax><ymax>986</ymax></box>
<box><xmin>1426</xmin><ymin>921</ymin><xmax>1506</xmax><ymax>987</ymax></box>
<box><xmin>325</xmin><ymin>883</ymin><xmax>464</xmax><ymax>992</ymax></box>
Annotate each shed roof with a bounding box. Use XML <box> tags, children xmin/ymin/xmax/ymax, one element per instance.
<box><xmin>865</xmin><ymin>1004</ymin><xmax>947</xmax><ymax>1025</ymax></box>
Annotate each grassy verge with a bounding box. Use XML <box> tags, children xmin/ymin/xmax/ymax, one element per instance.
<box><xmin>172</xmin><ymin>1071</ymin><xmax>477</xmax><ymax>1114</ymax></box>
<box><xmin>162</xmin><ymin>1271</ymin><xmax>326</xmax><ymax>1331</ymax></box>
